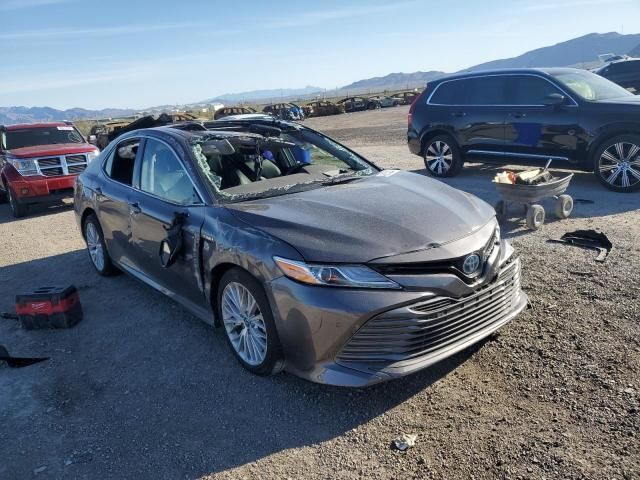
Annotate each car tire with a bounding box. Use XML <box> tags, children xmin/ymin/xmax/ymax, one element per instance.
<box><xmin>217</xmin><ymin>268</ymin><xmax>285</xmax><ymax>376</ymax></box>
<box><xmin>84</xmin><ymin>213</ymin><xmax>117</xmax><ymax>276</ymax></box>
<box><xmin>423</xmin><ymin>135</ymin><xmax>463</xmax><ymax>177</ymax></box>
<box><xmin>7</xmin><ymin>187</ymin><xmax>29</xmax><ymax>218</ymax></box>
<box><xmin>593</xmin><ymin>134</ymin><xmax>640</xmax><ymax>192</ymax></box>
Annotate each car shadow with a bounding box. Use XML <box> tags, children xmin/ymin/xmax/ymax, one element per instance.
<box><xmin>0</xmin><ymin>200</ymin><xmax>74</xmax><ymax>224</ymax></box>
<box><xmin>0</xmin><ymin>249</ymin><xmax>489</xmax><ymax>479</ymax></box>
<box><xmin>410</xmin><ymin>161</ymin><xmax>639</xmax><ymax>236</ymax></box>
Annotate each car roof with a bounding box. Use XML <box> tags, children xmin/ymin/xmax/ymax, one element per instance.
<box><xmin>2</xmin><ymin>122</ymin><xmax>73</xmax><ymax>130</ymax></box>
<box><xmin>431</xmin><ymin>67</ymin><xmax>584</xmax><ymax>84</ymax></box>
<box><xmin>121</xmin><ymin>115</ymin><xmax>300</xmax><ymax>143</ymax></box>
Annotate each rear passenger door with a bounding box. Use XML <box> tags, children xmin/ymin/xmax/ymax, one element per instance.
<box><xmin>430</xmin><ymin>76</ymin><xmax>507</xmax><ymax>155</ymax></box>
<box><xmin>129</xmin><ymin>137</ymin><xmax>207</xmax><ymax>310</ymax></box>
<box><xmin>98</xmin><ymin>137</ymin><xmax>141</xmax><ymax>269</ymax></box>
<box><xmin>504</xmin><ymin>75</ymin><xmax>579</xmax><ymax>163</ymax></box>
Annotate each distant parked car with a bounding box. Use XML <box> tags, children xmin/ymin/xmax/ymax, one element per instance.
<box><xmin>89</xmin><ymin>113</ymin><xmax>200</xmax><ymax>149</ymax></box>
<box><xmin>305</xmin><ymin>100</ymin><xmax>344</xmax><ymax>117</ymax></box>
<box><xmin>214</xmin><ymin>107</ymin><xmax>256</xmax><ymax>120</ymax></box>
<box><xmin>89</xmin><ymin>120</ymin><xmax>132</xmax><ymax>150</ymax></box>
<box><xmin>408</xmin><ymin>67</ymin><xmax>640</xmax><ymax>192</ymax></box>
<box><xmin>371</xmin><ymin>95</ymin><xmax>402</xmax><ymax>108</ymax></box>
<box><xmin>395</xmin><ymin>91</ymin><xmax>421</xmax><ymax>105</ymax></box>
<box><xmin>262</xmin><ymin>103</ymin><xmax>302</xmax><ymax>121</ymax></box>
<box><xmin>337</xmin><ymin>96</ymin><xmax>379</xmax><ymax>112</ymax></box>
<box><xmin>594</xmin><ymin>58</ymin><xmax>640</xmax><ymax>93</ymax></box>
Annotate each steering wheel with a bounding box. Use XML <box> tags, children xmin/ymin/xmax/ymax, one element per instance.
<box><xmin>287</xmin><ymin>162</ymin><xmax>312</xmax><ymax>175</ymax></box>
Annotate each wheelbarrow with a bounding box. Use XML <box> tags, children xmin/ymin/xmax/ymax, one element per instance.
<box><xmin>494</xmin><ymin>173</ymin><xmax>574</xmax><ymax>230</ymax></box>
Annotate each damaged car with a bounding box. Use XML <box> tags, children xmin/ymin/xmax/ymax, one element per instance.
<box><xmin>74</xmin><ymin>116</ymin><xmax>527</xmax><ymax>386</ymax></box>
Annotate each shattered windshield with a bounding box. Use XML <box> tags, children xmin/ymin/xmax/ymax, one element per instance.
<box><xmin>190</xmin><ymin>127</ymin><xmax>376</xmax><ymax>201</ymax></box>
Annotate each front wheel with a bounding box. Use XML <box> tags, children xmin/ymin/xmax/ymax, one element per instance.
<box><xmin>7</xmin><ymin>187</ymin><xmax>29</xmax><ymax>218</ymax></box>
<box><xmin>423</xmin><ymin>135</ymin><xmax>463</xmax><ymax>177</ymax></box>
<box><xmin>217</xmin><ymin>268</ymin><xmax>285</xmax><ymax>376</ymax></box>
<box><xmin>593</xmin><ymin>134</ymin><xmax>640</xmax><ymax>192</ymax></box>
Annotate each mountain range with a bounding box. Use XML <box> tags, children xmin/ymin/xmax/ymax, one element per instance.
<box><xmin>2</xmin><ymin>32</ymin><xmax>639</xmax><ymax>123</ymax></box>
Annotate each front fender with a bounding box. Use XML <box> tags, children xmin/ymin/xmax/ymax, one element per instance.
<box><xmin>200</xmin><ymin>206</ymin><xmax>303</xmax><ymax>309</ymax></box>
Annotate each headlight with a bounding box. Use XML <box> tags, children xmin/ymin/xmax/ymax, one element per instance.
<box><xmin>7</xmin><ymin>158</ymin><xmax>38</xmax><ymax>176</ymax></box>
<box><xmin>86</xmin><ymin>150</ymin><xmax>100</xmax><ymax>163</ymax></box>
<box><xmin>274</xmin><ymin>257</ymin><xmax>401</xmax><ymax>289</ymax></box>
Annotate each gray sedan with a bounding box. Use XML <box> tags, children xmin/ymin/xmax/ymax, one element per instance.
<box><xmin>74</xmin><ymin>116</ymin><xmax>527</xmax><ymax>386</ymax></box>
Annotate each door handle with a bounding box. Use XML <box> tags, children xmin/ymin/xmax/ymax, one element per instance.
<box><xmin>452</xmin><ymin>111</ymin><xmax>467</xmax><ymax>117</ymax></box>
<box><xmin>128</xmin><ymin>201</ymin><xmax>141</xmax><ymax>215</ymax></box>
<box><xmin>511</xmin><ymin>112</ymin><xmax>527</xmax><ymax>118</ymax></box>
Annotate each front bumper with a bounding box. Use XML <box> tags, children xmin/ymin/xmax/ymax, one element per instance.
<box><xmin>7</xmin><ymin>174</ymin><xmax>76</xmax><ymax>205</ymax></box>
<box><xmin>267</xmin><ymin>247</ymin><xmax>527</xmax><ymax>387</ymax></box>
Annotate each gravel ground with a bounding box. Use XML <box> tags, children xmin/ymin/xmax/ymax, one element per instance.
<box><xmin>1</xmin><ymin>107</ymin><xmax>638</xmax><ymax>480</ymax></box>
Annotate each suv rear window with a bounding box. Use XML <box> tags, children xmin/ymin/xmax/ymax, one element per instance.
<box><xmin>4</xmin><ymin>126</ymin><xmax>84</xmax><ymax>149</ymax></box>
<box><xmin>430</xmin><ymin>76</ymin><xmax>508</xmax><ymax>105</ymax></box>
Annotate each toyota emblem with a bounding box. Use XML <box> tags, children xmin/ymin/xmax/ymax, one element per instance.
<box><xmin>462</xmin><ymin>254</ymin><xmax>481</xmax><ymax>275</ymax></box>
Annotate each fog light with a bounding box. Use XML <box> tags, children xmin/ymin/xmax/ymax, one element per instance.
<box><xmin>21</xmin><ymin>188</ymin><xmax>30</xmax><ymax>195</ymax></box>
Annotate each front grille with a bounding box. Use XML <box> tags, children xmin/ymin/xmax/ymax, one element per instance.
<box><xmin>337</xmin><ymin>258</ymin><xmax>521</xmax><ymax>364</ymax></box>
<box><xmin>65</xmin><ymin>154</ymin><xmax>86</xmax><ymax>164</ymax></box>
<box><xmin>41</xmin><ymin>167</ymin><xmax>65</xmax><ymax>177</ymax></box>
<box><xmin>30</xmin><ymin>154</ymin><xmax>88</xmax><ymax>177</ymax></box>
<box><xmin>67</xmin><ymin>164</ymin><xmax>87</xmax><ymax>174</ymax></box>
<box><xmin>36</xmin><ymin>157</ymin><xmax>62</xmax><ymax>168</ymax></box>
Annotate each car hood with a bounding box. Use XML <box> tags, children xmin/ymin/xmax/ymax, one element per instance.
<box><xmin>596</xmin><ymin>95</ymin><xmax>640</xmax><ymax>105</ymax></box>
<box><xmin>225</xmin><ymin>170</ymin><xmax>496</xmax><ymax>263</ymax></box>
<box><xmin>7</xmin><ymin>143</ymin><xmax>96</xmax><ymax>158</ymax></box>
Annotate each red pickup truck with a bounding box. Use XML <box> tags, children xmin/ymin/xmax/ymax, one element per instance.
<box><xmin>0</xmin><ymin>122</ymin><xmax>100</xmax><ymax>217</ymax></box>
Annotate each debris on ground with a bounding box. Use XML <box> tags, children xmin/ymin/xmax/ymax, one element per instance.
<box><xmin>548</xmin><ymin>229</ymin><xmax>613</xmax><ymax>262</ymax></box>
<box><xmin>391</xmin><ymin>433</ymin><xmax>418</xmax><ymax>451</ymax></box>
<box><xmin>0</xmin><ymin>345</ymin><xmax>48</xmax><ymax>368</ymax></box>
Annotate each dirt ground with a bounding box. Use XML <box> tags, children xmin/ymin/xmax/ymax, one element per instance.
<box><xmin>1</xmin><ymin>106</ymin><xmax>638</xmax><ymax>480</ymax></box>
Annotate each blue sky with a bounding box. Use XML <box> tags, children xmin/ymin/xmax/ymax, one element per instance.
<box><xmin>0</xmin><ymin>0</ymin><xmax>638</xmax><ymax>110</ymax></box>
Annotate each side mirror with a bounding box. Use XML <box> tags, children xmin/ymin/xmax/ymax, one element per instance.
<box><xmin>543</xmin><ymin>93</ymin><xmax>565</xmax><ymax>106</ymax></box>
<box><xmin>88</xmin><ymin>134</ymin><xmax>97</xmax><ymax>145</ymax></box>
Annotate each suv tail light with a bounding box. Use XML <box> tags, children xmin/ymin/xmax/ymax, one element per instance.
<box><xmin>407</xmin><ymin>89</ymin><xmax>426</xmax><ymax>127</ymax></box>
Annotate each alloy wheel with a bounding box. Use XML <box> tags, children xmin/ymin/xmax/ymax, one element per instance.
<box><xmin>425</xmin><ymin>140</ymin><xmax>453</xmax><ymax>175</ymax></box>
<box><xmin>85</xmin><ymin>222</ymin><xmax>105</xmax><ymax>271</ymax></box>
<box><xmin>598</xmin><ymin>142</ymin><xmax>640</xmax><ymax>189</ymax></box>
<box><xmin>221</xmin><ymin>282</ymin><xmax>268</xmax><ymax>366</ymax></box>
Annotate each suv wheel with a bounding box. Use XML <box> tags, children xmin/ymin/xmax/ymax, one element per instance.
<box><xmin>84</xmin><ymin>214</ymin><xmax>117</xmax><ymax>276</ymax></box>
<box><xmin>423</xmin><ymin>135</ymin><xmax>463</xmax><ymax>177</ymax></box>
<box><xmin>7</xmin><ymin>187</ymin><xmax>29</xmax><ymax>218</ymax></box>
<box><xmin>594</xmin><ymin>134</ymin><xmax>640</xmax><ymax>192</ymax></box>
<box><xmin>217</xmin><ymin>268</ymin><xmax>285</xmax><ymax>376</ymax></box>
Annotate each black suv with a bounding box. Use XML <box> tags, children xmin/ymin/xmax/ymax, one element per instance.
<box><xmin>594</xmin><ymin>58</ymin><xmax>640</xmax><ymax>92</ymax></box>
<box><xmin>408</xmin><ymin>68</ymin><xmax>640</xmax><ymax>192</ymax></box>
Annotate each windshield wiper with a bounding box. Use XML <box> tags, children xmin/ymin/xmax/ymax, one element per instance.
<box><xmin>321</xmin><ymin>174</ymin><xmax>363</xmax><ymax>185</ymax></box>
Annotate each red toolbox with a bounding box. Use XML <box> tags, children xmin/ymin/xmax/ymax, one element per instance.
<box><xmin>15</xmin><ymin>285</ymin><xmax>82</xmax><ymax>330</ymax></box>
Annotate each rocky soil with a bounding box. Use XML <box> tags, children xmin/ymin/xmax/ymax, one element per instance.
<box><xmin>1</xmin><ymin>106</ymin><xmax>638</xmax><ymax>479</ymax></box>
